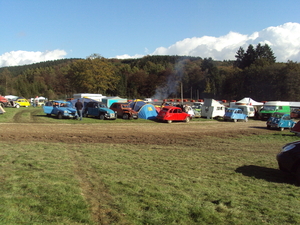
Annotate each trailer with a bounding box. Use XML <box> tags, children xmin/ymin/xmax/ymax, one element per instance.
<box><xmin>102</xmin><ymin>97</ymin><xmax>128</xmax><ymax>108</ymax></box>
<box><xmin>201</xmin><ymin>98</ymin><xmax>225</xmax><ymax>119</ymax></box>
<box><xmin>73</xmin><ymin>93</ymin><xmax>106</xmax><ymax>102</ymax></box>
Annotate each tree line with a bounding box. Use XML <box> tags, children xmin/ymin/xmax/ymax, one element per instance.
<box><xmin>0</xmin><ymin>44</ymin><xmax>300</xmax><ymax>102</ymax></box>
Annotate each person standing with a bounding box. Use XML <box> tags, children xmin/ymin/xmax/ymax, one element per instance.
<box><xmin>75</xmin><ymin>99</ymin><xmax>83</xmax><ymax>121</ymax></box>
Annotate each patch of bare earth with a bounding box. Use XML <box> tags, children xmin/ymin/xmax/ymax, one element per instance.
<box><xmin>0</xmin><ymin>120</ymin><xmax>271</xmax><ymax>145</ymax></box>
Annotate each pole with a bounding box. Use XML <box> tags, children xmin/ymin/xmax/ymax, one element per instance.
<box><xmin>181</xmin><ymin>82</ymin><xmax>183</xmax><ymax>105</ymax></box>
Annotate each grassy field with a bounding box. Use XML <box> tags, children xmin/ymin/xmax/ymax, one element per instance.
<box><xmin>1</xmin><ymin>107</ymin><xmax>300</xmax><ymax>224</ymax></box>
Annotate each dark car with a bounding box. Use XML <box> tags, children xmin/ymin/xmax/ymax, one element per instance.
<box><xmin>109</xmin><ymin>102</ymin><xmax>138</xmax><ymax>119</ymax></box>
<box><xmin>277</xmin><ymin>141</ymin><xmax>300</xmax><ymax>183</ymax></box>
<box><xmin>84</xmin><ymin>101</ymin><xmax>117</xmax><ymax>120</ymax></box>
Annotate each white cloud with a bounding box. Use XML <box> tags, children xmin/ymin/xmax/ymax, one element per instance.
<box><xmin>0</xmin><ymin>49</ymin><xmax>67</xmax><ymax>67</ymax></box>
<box><xmin>114</xmin><ymin>53</ymin><xmax>144</xmax><ymax>59</ymax></box>
<box><xmin>117</xmin><ymin>22</ymin><xmax>300</xmax><ymax>62</ymax></box>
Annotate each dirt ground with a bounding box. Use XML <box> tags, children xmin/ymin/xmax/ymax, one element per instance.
<box><xmin>0</xmin><ymin>110</ymin><xmax>272</xmax><ymax>145</ymax></box>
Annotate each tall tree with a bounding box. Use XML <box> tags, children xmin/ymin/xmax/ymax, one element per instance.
<box><xmin>68</xmin><ymin>55</ymin><xmax>119</xmax><ymax>94</ymax></box>
<box><xmin>235</xmin><ymin>44</ymin><xmax>276</xmax><ymax>69</ymax></box>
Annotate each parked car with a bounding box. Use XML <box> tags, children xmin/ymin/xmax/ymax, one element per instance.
<box><xmin>266</xmin><ymin>112</ymin><xmax>295</xmax><ymax>131</ymax></box>
<box><xmin>0</xmin><ymin>96</ymin><xmax>9</xmax><ymax>108</ymax></box>
<box><xmin>156</xmin><ymin>106</ymin><xmax>191</xmax><ymax>123</ymax></box>
<box><xmin>193</xmin><ymin>109</ymin><xmax>201</xmax><ymax>118</ymax></box>
<box><xmin>84</xmin><ymin>101</ymin><xmax>117</xmax><ymax>120</ymax></box>
<box><xmin>291</xmin><ymin>120</ymin><xmax>300</xmax><ymax>136</ymax></box>
<box><xmin>43</xmin><ymin>100</ymin><xmax>77</xmax><ymax>119</ymax></box>
<box><xmin>109</xmin><ymin>102</ymin><xmax>138</xmax><ymax>119</ymax></box>
<box><xmin>277</xmin><ymin>141</ymin><xmax>300</xmax><ymax>183</ymax></box>
<box><xmin>16</xmin><ymin>99</ymin><xmax>31</xmax><ymax>107</ymax></box>
<box><xmin>291</xmin><ymin>108</ymin><xmax>300</xmax><ymax>119</ymax></box>
<box><xmin>224</xmin><ymin>108</ymin><xmax>248</xmax><ymax>122</ymax></box>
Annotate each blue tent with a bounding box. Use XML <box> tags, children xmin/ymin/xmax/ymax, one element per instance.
<box><xmin>138</xmin><ymin>104</ymin><xmax>158</xmax><ymax>120</ymax></box>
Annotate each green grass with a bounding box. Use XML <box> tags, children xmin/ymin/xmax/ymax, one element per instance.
<box><xmin>1</xmin><ymin>131</ymin><xmax>300</xmax><ymax>224</ymax></box>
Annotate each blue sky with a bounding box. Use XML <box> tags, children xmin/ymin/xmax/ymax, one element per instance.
<box><xmin>1</xmin><ymin>0</ymin><xmax>300</xmax><ymax>66</ymax></box>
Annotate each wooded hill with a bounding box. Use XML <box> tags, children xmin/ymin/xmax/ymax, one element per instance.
<box><xmin>0</xmin><ymin>44</ymin><xmax>299</xmax><ymax>102</ymax></box>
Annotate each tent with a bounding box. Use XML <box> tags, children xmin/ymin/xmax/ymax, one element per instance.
<box><xmin>129</xmin><ymin>101</ymin><xmax>158</xmax><ymax>120</ymax></box>
<box><xmin>236</xmin><ymin>97</ymin><xmax>263</xmax><ymax>106</ymax></box>
<box><xmin>138</xmin><ymin>104</ymin><xmax>158</xmax><ymax>120</ymax></box>
<box><xmin>70</xmin><ymin>97</ymin><xmax>98</xmax><ymax>110</ymax></box>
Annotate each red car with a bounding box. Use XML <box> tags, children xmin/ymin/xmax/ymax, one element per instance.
<box><xmin>156</xmin><ymin>106</ymin><xmax>191</xmax><ymax>123</ymax></box>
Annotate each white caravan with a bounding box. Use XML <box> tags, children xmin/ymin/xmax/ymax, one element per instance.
<box><xmin>201</xmin><ymin>98</ymin><xmax>225</xmax><ymax>119</ymax></box>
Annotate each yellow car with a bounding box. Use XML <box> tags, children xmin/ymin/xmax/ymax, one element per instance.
<box><xmin>16</xmin><ymin>99</ymin><xmax>31</xmax><ymax>107</ymax></box>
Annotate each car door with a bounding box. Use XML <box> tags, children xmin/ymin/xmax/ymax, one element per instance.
<box><xmin>90</xmin><ymin>102</ymin><xmax>98</xmax><ymax>116</ymax></box>
<box><xmin>166</xmin><ymin>108</ymin><xmax>175</xmax><ymax>120</ymax></box>
<box><xmin>177</xmin><ymin>108</ymin><xmax>186</xmax><ymax>120</ymax></box>
<box><xmin>110</xmin><ymin>103</ymin><xmax>121</xmax><ymax>117</ymax></box>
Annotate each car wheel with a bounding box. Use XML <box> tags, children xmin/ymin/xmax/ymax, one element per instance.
<box><xmin>234</xmin><ymin>119</ymin><xmax>237</xmax><ymax>123</ymax></box>
<box><xmin>185</xmin><ymin>117</ymin><xmax>190</xmax><ymax>123</ymax></box>
<box><xmin>99</xmin><ymin>114</ymin><xmax>105</xmax><ymax>120</ymax></box>
<box><xmin>167</xmin><ymin>120</ymin><xmax>172</xmax><ymax>124</ymax></box>
<box><xmin>83</xmin><ymin>112</ymin><xmax>88</xmax><ymax>117</ymax></box>
<box><xmin>267</xmin><ymin>125</ymin><xmax>271</xmax><ymax>129</ymax></box>
<box><xmin>244</xmin><ymin>117</ymin><xmax>248</xmax><ymax>122</ymax></box>
<box><xmin>122</xmin><ymin>114</ymin><xmax>129</xmax><ymax>119</ymax></box>
<box><xmin>15</xmin><ymin>104</ymin><xmax>20</xmax><ymax>108</ymax></box>
<box><xmin>47</xmin><ymin>114</ymin><xmax>51</xmax><ymax>117</ymax></box>
<box><xmin>57</xmin><ymin>113</ymin><xmax>63</xmax><ymax>119</ymax></box>
<box><xmin>279</xmin><ymin>127</ymin><xmax>284</xmax><ymax>131</ymax></box>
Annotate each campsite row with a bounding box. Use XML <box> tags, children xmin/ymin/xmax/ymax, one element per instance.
<box><xmin>41</xmin><ymin>94</ymin><xmax>300</xmax><ymax>123</ymax></box>
<box><xmin>2</xmin><ymin>93</ymin><xmax>300</xmax><ymax>123</ymax></box>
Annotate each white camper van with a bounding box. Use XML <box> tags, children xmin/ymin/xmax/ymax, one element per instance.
<box><xmin>229</xmin><ymin>102</ymin><xmax>255</xmax><ymax>117</ymax></box>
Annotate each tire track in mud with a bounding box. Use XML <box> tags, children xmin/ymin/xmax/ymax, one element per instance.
<box><xmin>30</xmin><ymin>109</ymin><xmax>42</xmax><ymax>122</ymax></box>
<box><xmin>67</xmin><ymin>147</ymin><xmax>128</xmax><ymax>225</ymax></box>
<box><xmin>12</xmin><ymin>110</ymin><xmax>24</xmax><ymax>123</ymax></box>
<box><xmin>12</xmin><ymin>108</ymin><xmax>43</xmax><ymax>123</ymax></box>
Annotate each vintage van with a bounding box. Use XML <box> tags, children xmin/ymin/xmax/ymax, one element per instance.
<box><xmin>229</xmin><ymin>102</ymin><xmax>255</xmax><ymax>117</ymax></box>
<box><xmin>259</xmin><ymin>101</ymin><xmax>291</xmax><ymax>120</ymax></box>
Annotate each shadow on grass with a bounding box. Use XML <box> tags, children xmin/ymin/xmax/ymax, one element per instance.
<box><xmin>235</xmin><ymin>165</ymin><xmax>296</xmax><ymax>185</ymax></box>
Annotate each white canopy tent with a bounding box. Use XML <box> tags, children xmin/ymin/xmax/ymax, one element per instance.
<box><xmin>236</xmin><ymin>97</ymin><xmax>264</xmax><ymax>106</ymax></box>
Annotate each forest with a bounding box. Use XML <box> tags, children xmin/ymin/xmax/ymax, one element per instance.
<box><xmin>0</xmin><ymin>44</ymin><xmax>300</xmax><ymax>102</ymax></box>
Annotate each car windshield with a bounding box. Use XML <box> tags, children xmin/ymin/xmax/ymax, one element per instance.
<box><xmin>262</xmin><ymin>106</ymin><xmax>277</xmax><ymax>111</ymax></box>
<box><xmin>58</xmin><ymin>102</ymin><xmax>71</xmax><ymax>107</ymax></box>
<box><xmin>192</xmin><ymin>104</ymin><xmax>201</xmax><ymax>109</ymax></box>
<box><xmin>99</xmin><ymin>104</ymin><xmax>107</xmax><ymax>108</ymax></box>
<box><xmin>121</xmin><ymin>104</ymin><xmax>130</xmax><ymax>108</ymax></box>
<box><xmin>226</xmin><ymin>109</ymin><xmax>234</xmax><ymax>113</ymax></box>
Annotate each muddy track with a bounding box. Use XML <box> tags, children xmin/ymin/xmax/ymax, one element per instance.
<box><xmin>67</xmin><ymin>147</ymin><xmax>127</xmax><ymax>225</ymax></box>
<box><xmin>30</xmin><ymin>109</ymin><xmax>41</xmax><ymax>122</ymax></box>
<box><xmin>12</xmin><ymin>108</ymin><xmax>42</xmax><ymax>123</ymax></box>
<box><xmin>12</xmin><ymin>110</ymin><xmax>25</xmax><ymax>123</ymax></box>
